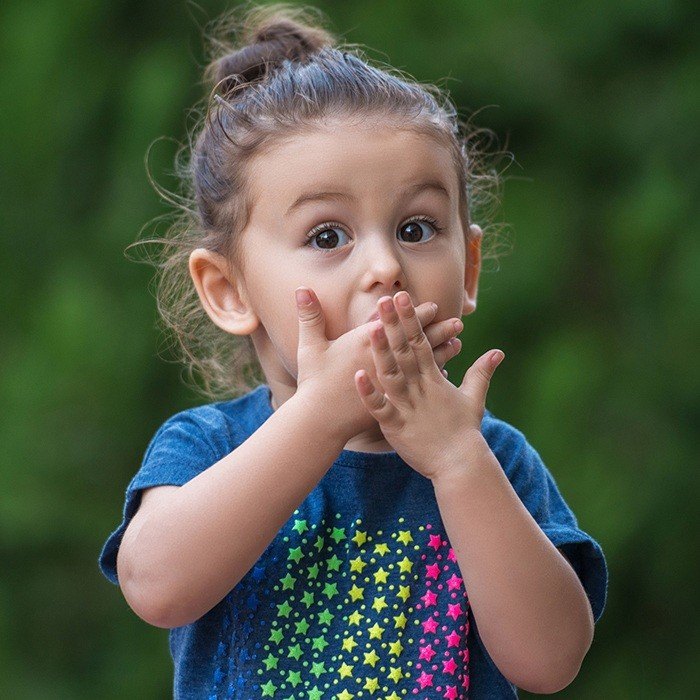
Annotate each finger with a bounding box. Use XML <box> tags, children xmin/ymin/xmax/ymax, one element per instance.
<box><xmin>461</xmin><ymin>349</ymin><xmax>505</xmax><ymax>402</ymax></box>
<box><xmin>424</xmin><ymin>318</ymin><xmax>462</xmax><ymax>354</ymax></box>
<box><xmin>368</xmin><ymin>319</ymin><xmax>406</xmax><ymax>398</ymax></box>
<box><xmin>354</xmin><ymin>369</ymin><xmax>397</xmax><ymax>423</ymax></box>
<box><xmin>295</xmin><ymin>287</ymin><xmax>326</xmax><ymax>349</ymax></box>
<box><xmin>376</xmin><ymin>295</ymin><xmax>419</xmax><ymax>380</ymax></box>
<box><xmin>391</xmin><ymin>291</ymin><xmax>444</xmax><ymax>375</ymax></box>
<box><xmin>433</xmin><ymin>337</ymin><xmax>462</xmax><ymax>369</ymax></box>
<box><xmin>409</xmin><ymin>300</ymin><xmax>438</xmax><ymax>330</ymax></box>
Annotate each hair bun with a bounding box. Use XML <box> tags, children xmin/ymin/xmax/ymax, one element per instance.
<box><xmin>205</xmin><ymin>4</ymin><xmax>335</xmax><ymax>96</ymax></box>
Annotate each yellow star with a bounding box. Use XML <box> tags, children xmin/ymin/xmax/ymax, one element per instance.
<box><xmin>338</xmin><ymin>662</ymin><xmax>354</xmax><ymax>679</ymax></box>
<box><xmin>342</xmin><ymin>636</ymin><xmax>358</xmax><ymax>652</ymax></box>
<box><xmin>393</xmin><ymin>612</ymin><xmax>408</xmax><ymax>629</ymax></box>
<box><xmin>396</xmin><ymin>585</ymin><xmax>410</xmax><ymax>602</ymax></box>
<box><xmin>373</xmin><ymin>567</ymin><xmax>389</xmax><ymax>584</ymax></box>
<box><xmin>373</xmin><ymin>542</ymin><xmax>390</xmax><ymax>556</ymax></box>
<box><xmin>386</xmin><ymin>692</ymin><xmax>401</xmax><ymax>700</ymax></box>
<box><xmin>367</xmin><ymin>622</ymin><xmax>384</xmax><ymax>639</ymax></box>
<box><xmin>349</xmin><ymin>555</ymin><xmax>367</xmax><ymax>573</ymax></box>
<box><xmin>363</xmin><ymin>677</ymin><xmax>379</xmax><ymax>693</ymax></box>
<box><xmin>396</xmin><ymin>530</ymin><xmax>413</xmax><ymax>545</ymax></box>
<box><xmin>397</xmin><ymin>556</ymin><xmax>413</xmax><ymax>573</ymax></box>
<box><xmin>388</xmin><ymin>639</ymin><xmax>404</xmax><ymax>657</ymax></box>
<box><xmin>336</xmin><ymin>690</ymin><xmax>354</xmax><ymax>700</ymax></box>
<box><xmin>348</xmin><ymin>584</ymin><xmax>364</xmax><ymax>602</ymax></box>
<box><xmin>387</xmin><ymin>666</ymin><xmax>404</xmax><ymax>683</ymax></box>
<box><xmin>352</xmin><ymin>530</ymin><xmax>367</xmax><ymax>546</ymax></box>
<box><xmin>363</xmin><ymin>649</ymin><xmax>380</xmax><ymax>667</ymax></box>
<box><xmin>371</xmin><ymin>596</ymin><xmax>388</xmax><ymax>613</ymax></box>
<box><xmin>347</xmin><ymin>610</ymin><xmax>363</xmax><ymax>626</ymax></box>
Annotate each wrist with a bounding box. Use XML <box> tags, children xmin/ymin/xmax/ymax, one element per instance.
<box><xmin>291</xmin><ymin>384</ymin><xmax>355</xmax><ymax>449</ymax></box>
<box><xmin>430</xmin><ymin>429</ymin><xmax>494</xmax><ymax>487</ymax></box>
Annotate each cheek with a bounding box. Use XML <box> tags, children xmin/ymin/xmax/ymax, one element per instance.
<box><xmin>427</xmin><ymin>260</ymin><xmax>466</xmax><ymax>318</ymax></box>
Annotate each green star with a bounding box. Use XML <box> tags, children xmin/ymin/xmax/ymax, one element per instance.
<box><xmin>330</xmin><ymin>527</ymin><xmax>346</xmax><ymax>543</ymax></box>
<box><xmin>311</xmin><ymin>634</ymin><xmax>329</xmax><ymax>652</ymax></box>
<box><xmin>322</xmin><ymin>581</ymin><xmax>339</xmax><ymax>599</ymax></box>
<box><xmin>301</xmin><ymin>590</ymin><xmax>315</xmax><ymax>608</ymax></box>
<box><xmin>288</xmin><ymin>546</ymin><xmax>304</xmax><ymax>563</ymax></box>
<box><xmin>307</xmin><ymin>686</ymin><xmax>323</xmax><ymax>700</ymax></box>
<box><xmin>261</xmin><ymin>679</ymin><xmax>277</xmax><ymax>697</ymax></box>
<box><xmin>313</xmin><ymin>534</ymin><xmax>325</xmax><ymax>551</ymax></box>
<box><xmin>277</xmin><ymin>600</ymin><xmax>293</xmax><ymax>618</ymax></box>
<box><xmin>286</xmin><ymin>669</ymin><xmax>302</xmax><ymax>687</ymax></box>
<box><xmin>310</xmin><ymin>660</ymin><xmax>327</xmax><ymax>678</ymax></box>
<box><xmin>287</xmin><ymin>643</ymin><xmax>303</xmax><ymax>660</ymax></box>
<box><xmin>292</xmin><ymin>519</ymin><xmax>309</xmax><ymax>534</ymax></box>
<box><xmin>269</xmin><ymin>627</ymin><xmax>284</xmax><ymax>644</ymax></box>
<box><xmin>280</xmin><ymin>573</ymin><xmax>296</xmax><ymax>590</ymax></box>
<box><xmin>307</xmin><ymin>563</ymin><xmax>320</xmax><ymax>579</ymax></box>
<box><xmin>326</xmin><ymin>554</ymin><xmax>343</xmax><ymax>571</ymax></box>
<box><xmin>317</xmin><ymin>608</ymin><xmax>334</xmax><ymax>626</ymax></box>
<box><xmin>294</xmin><ymin>617</ymin><xmax>310</xmax><ymax>635</ymax></box>
<box><xmin>262</xmin><ymin>652</ymin><xmax>279</xmax><ymax>670</ymax></box>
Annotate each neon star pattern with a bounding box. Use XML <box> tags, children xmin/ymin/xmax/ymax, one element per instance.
<box><xmin>208</xmin><ymin>515</ymin><xmax>470</xmax><ymax>698</ymax></box>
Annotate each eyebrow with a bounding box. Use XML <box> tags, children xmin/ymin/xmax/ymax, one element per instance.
<box><xmin>285</xmin><ymin>179</ymin><xmax>451</xmax><ymax>216</ymax></box>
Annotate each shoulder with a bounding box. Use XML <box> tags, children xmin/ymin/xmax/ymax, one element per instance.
<box><xmin>146</xmin><ymin>385</ymin><xmax>266</xmax><ymax>463</ymax></box>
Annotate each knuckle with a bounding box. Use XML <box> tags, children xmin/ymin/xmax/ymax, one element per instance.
<box><xmin>394</xmin><ymin>337</ymin><xmax>413</xmax><ymax>358</ymax></box>
<box><xmin>383</xmin><ymin>361</ymin><xmax>402</xmax><ymax>380</ymax></box>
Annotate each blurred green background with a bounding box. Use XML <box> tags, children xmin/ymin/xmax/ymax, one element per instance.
<box><xmin>1</xmin><ymin>0</ymin><xmax>698</xmax><ymax>697</ymax></box>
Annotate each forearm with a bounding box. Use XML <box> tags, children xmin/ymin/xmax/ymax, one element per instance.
<box><xmin>125</xmin><ymin>390</ymin><xmax>346</xmax><ymax>629</ymax></box>
<box><xmin>430</xmin><ymin>432</ymin><xmax>594</xmax><ymax>694</ymax></box>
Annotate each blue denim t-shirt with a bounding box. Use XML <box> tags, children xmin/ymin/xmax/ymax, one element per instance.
<box><xmin>99</xmin><ymin>384</ymin><xmax>608</xmax><ymax>699</ymax></box>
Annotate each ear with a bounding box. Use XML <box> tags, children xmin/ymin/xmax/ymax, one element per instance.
<box><xmin>188</xmin><ymin>248</ymin><xmax>259</xmax><ymax>335</ymax></box>
<box><xmin>462</xmin><ymin>224</ymin><xmax>482</xmax><ymax>316</ymax></box>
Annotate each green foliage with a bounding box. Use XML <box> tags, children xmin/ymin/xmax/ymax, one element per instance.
<box><xmin>0</xmin><ymin>0</ymin><xmax>697</xmax><ymax>696</ymax></box>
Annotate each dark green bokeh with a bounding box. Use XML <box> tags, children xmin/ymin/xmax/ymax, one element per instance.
<box><xmin>1</xmin><ymin>0</ymin><xmax>697</xmax><ymax>697</ymax></box>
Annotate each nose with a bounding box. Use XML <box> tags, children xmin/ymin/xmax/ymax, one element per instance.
<box><xmin>362</xmin><ymin>234</ymin><xmax>406</xmax><ymax>290</ymax></box>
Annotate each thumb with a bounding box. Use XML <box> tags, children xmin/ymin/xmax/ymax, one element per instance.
<box><xmin>460</xmin><ymin>348</ymin><xmax>504</xmax><ymax>399</ymax></box>
<box><xmin>295</xmin><ymin>287</ymin><xmax>326</xmax><ymax>348</ymax></box>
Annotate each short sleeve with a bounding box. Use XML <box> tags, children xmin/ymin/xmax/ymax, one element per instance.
<box><xmin>483</xmin><ymin>411</ymin><xmax>609</xmax><ymax>623</ymax></box>
<box><xmin>97</xmin><ymin>411</ymin><xmax>222</xmax><ymax>587</ymax></box>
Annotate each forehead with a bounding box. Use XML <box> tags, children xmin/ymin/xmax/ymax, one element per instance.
<box><xmin>246</xmin><ymin>124</ymin><xmax>458</xmax><ymax>212</ymax></box>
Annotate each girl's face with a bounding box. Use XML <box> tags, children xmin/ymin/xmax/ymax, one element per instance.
<box><xmin>198</xmin><ymin>121</ymin><xmax>481</xmax><ymax>404</ymax></box>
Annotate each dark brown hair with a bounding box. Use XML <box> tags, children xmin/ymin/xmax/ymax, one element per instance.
<box><xmin>129</xmin><ymin>1</ymin><xmax>510</xmax><ymax>401</ymax></box>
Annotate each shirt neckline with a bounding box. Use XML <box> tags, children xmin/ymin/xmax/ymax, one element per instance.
<box><xmin>249</xmin><ymin>384</ymin><xmax>405</xmax><ymax>470</ymax></box>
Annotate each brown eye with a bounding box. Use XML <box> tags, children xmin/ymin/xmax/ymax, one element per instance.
<box><xmin>398</xmin><ymin>217</ymin><xmax>441</xmax><ymax>243</ymax></box>
<box><xmin>305</xmin><ymin>224</ymin><xmax>349</xmax><ymax>250</ymax></box>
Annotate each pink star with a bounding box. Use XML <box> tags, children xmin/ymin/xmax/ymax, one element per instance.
<box><xmin>421</xmin><ymin>589</ymin><xmax>438</xmax><ymax>607</ymax></box>
<box><xmin>442</xmin><ymin>657</ymin><xmax>458</xmax><ymax>675</ymax></box>
<box><xmin>445</xmin><ymin>630</ymin><xmax>461</xmax><ymax>648</ymax></box>
<box><xmin>446</xmin><ymin>573</ymin><xmax>463</xmax><ymax>590</ymax></box>
<box><xmin>417</xmin><ymin>671</ymin><xmax>434</xmax><ymax>689</ymax></box>
<box><xmin>462</xmin><ymin>674</ymin><xmax>470</xmax><ymax>690</ymax></box>
<box><xmin>446</xmin><ymin>603</ymin><xmax>463</xmax><ymax>621</ymax></box>
<box><xmin>425</xmin><ymin>563</ymin><xmax>441</xmax><ymax>580</ymax></box>
<box><xmin>422</xmin><ymin>617</ymin><xmax>439</xmax><ymax>634</ymax></box>
<box><xmin>443</xmin><ymin>685</ymin><xmax>458</xmax><ymax>699</ymax></box>
<box><xmin>429</xmin><ymin>534</ymin><xmax>443</xmax><ymax>550</ymax></box>
<box><xmin>419</xmin><ymin>644</ymin><xmax>437</xmax><ymax>661</ymax></box>
<box><xmin>447</xmin><ymin>548</ymin><xmax>457</xmax><ymax>562</ymax></box>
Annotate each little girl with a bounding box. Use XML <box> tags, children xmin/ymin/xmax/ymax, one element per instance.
<box><xmin>99</xmin><ymin>4</ymin><xmax>608</xmax><ymax>698</ymax></box>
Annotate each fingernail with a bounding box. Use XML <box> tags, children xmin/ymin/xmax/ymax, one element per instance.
<box><xmin>397</xmin><ymin>292</ymin><xmax>411</xmax><ymax>307</ymax></box>
<box><xmin>296</xmin><ymin>289</ymin><xmax>312</xmax><ymax>305</ymax></box>
<box><xmin>490</xmin><ymin>350</ymin><xmax>505</xmax><ymax>368</ymax></box>
<box><xmin>453</xmin><ymin>319</ymin><xmax>463</xmax><ymax>333</ymax></box>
